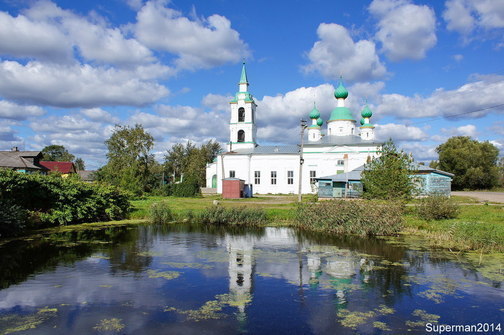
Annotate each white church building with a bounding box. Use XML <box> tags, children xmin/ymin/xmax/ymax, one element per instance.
<box><xmin>206</xmin><ymin>64</ymin><xmax>382</xmax><ymax>195</ymax></box>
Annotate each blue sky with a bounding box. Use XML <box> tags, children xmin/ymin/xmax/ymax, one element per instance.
<box><xmin>0</xmin><ymin>0</ymin><xmax>503</xmax><ymax>169</ymax></box>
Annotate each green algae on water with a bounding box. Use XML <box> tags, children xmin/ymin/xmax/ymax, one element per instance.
<box><xmin>146</xmin><ymin>269</ymin><xmax>180</xmax><ymax>280</ymax></box>
<box><xmin>162</xmin><ymin>262</ymin><xmax>213</xmax><ymax>269</ymax></box>
<box><xmin>337</xmin><ymin>305</ymin><xmax>395</xmax><ymax>330</ymax></box>
<box><xmin>0</xmin><ymin>307</ymin><xmax>58</xmax><ymax>335</ymax></box>
<box><xmin>405</xmin><ymin>309</ymin><xmax>440</xmax><ymax>329</ymax></box>
<box><xmin>93</xmin><ymin>318</ymin><xmax>125</xmax><ymax>332</ymax></box>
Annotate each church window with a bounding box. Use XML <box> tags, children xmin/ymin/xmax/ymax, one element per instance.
<box><xmin>339</xmin><ymin>127</ymin><xmax>343</xmax><ymax>133</ymax></box>
<box><xmin>237</xmin><ymin>130</ymin><xmax>245</xmax><ymax>142</ymax></box>
<box><xmin>238</xmin><ymin>107</ymin><xmax>245</xmax><ymax>122</ymax></box>
<box><xmin>254</xmin><ymin>171</ymin><xmax>260</xmax><ymax>184</ymax></box>
<box><xmin>351</xmin><ymin>128</ymin><xmax>354</xmax><ymax>134</ymax></box>
<box><xmin>271</xmin><ymin>171</ymin><xmax>277</xmax><ymax>184</ymax></box>
<box><xmin>337</xmin><ymin>160</ymin><xmax>344</xmax><ymax>166</ymax></box>
<box><xmin>229</xmin><ymin>170</ymin><xmax>235</xmax><ymax>178</ymax></box>
<box><xmin>310</xmin><ymin>170</ymin><xmax>316</xmax><ymax>184</ymax></box>
<box><xmin>287</xmin><ymin>171</ymin><xmax>294</xmax><ymax>184</ymax></box>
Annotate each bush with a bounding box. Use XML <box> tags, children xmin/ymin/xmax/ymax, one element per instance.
<box><xmin>295</xmin><ymin>200</ymin><xmax>403</xmax><ymax>236</ymax></box>
<box><xmin>197</xmin><ymin>206</ymin><xmax>268</xmax><ymax>226</ymax></box>
<box><xmin>149</xmin><ymin>201</ymin><xmax>174</xmax><ymax>224</ymax></box>
<box><xmin>417</xmin><ymin>194</ymin><xmax>459</xmax><ymax>220</ymax></box>
<box><xmin>172</xmin><ymin>179</ymin><xmax>200</xmax><ymax>197</ymax></box>
<box><xmin>0</xmin><ymin>169</ymin><xmax>131</xmax><ymax>232</ymax></box>
<box><xmin>0</xmin><ymin>201</ymin><xmax>29</xmax><ymax>237</ymax></box>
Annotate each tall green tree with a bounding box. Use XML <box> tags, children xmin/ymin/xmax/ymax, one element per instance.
<box><xmin>435</xmin><ymin>136</ymin><xmax>499</xmax><ymax>190</ymax></box>
<box><xmin>41</xmin><ymin>145</ymin><xmax>75</xmax><ymax>162</ymax></box>
<box><xmin>74</xmin><ymin>158</ymin><xmax>85</xmax><ymax>171</ymax></box>
<box><xmin>361</xmin><ymin>140</ymin><xmax>418</xmax><ymax>200</ymax></box>
<box><xmin>164</xmin><ymin>140</ymin><xmax>221</xmax><ymax>187</ymax></box>
<box><xmin>97</xmin><ymin>124</ymin><xmax>157</xmax><ymax>195</ymax></box>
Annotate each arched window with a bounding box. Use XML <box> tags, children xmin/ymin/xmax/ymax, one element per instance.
<box><xmin>238</xmin><ymin>107</ymin><xmax>245</xmax><ymax>122</ymax></box>
<box><xmin>237</xmin><ymin>130</ymin><xmax>245</xmax><ymax>142</ymax></box>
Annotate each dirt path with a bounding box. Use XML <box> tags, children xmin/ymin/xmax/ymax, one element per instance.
<box><xmin>452</xmin><ymin>191</ymin><xmax>504</xmax><ymax>203</ymax></box>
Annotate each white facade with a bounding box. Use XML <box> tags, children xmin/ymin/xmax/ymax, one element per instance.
<box><xmin>206</xmin><ymin>64</ymin><xmax>380</xmax><ymax>194</ymax></box>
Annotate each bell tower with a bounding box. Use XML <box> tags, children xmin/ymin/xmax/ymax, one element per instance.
<box><xmin>228</xmin><ymin>62</ymin><xmax>257</xmax><ymax>151</ymax></box>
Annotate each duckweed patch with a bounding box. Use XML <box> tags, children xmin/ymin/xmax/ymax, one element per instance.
<box><xmin>146</xmin><ymin>270</ymin><xmax>181</xmax><ymax>280</ymax></box>
<box><xmin>373</xmin><ymin>321</ymin><xmax>391</xmax><ymax>331</ymax></box>
<box><xmin>197</xmin><ymin>250</ymin><xmax>229</xmax><ymax>263</ymax></box>
<box><xmin>162</xmin><ymin>262</ymin><xmax>213</xmax><ymax>269</ymax></box>
<box><xmin>93</xmin><ymin>318</ymin><xmax>125</xmax><ymax>332</ymax></box>
<box><xmin>405</xmin><ymin>309</ymin><xmax>440</xmax><ymax>330</ymax></box>
<box><xmin>0</xmin><ymin>307</ymin><xmax>58</xmax><ymax>335</ymax></box>
<box><xmin>337</xmin><ymin>305</ymin><xmax>395</xmax><ymax>330</ymax></box>
<box><xmin>165</xmin><ymin>293</ymin><xmax>252</xmax><ymax>322</ymax></box>
<box><xmin>137</xmin><ymin>251</ymin><xmax>163</xmax><ymax>257</ymax></box>
<box><xmin>411</xmin><ymin>276</ymin><xmax>461</xmax><ymax>304</ymax></box>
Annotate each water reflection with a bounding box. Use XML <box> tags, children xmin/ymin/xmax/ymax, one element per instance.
<box><xmin>0</xmin><ymin>224</ymin><xmax>502</xmax><ymax>334</ymax></box>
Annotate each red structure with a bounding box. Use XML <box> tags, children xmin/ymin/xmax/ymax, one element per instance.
<box><xmin>222</xmin><ymin>178</ymin><xmax>245</xmax><ymax>199</ymax></box>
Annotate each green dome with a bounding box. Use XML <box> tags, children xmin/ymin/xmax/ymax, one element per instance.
<box><xmin>317</xmin><ymin>117</ymin><xmax>323</xmax><ymax>126</ymax></box>
<box><xmin>334</xmin><ymin>82</ymin><xmax>348</xmax><ymax>99</ymax></box>
<box><xmin>361</xmin><ymin>105</ymin><xmax>373</xmax><ymax>118</ymax></box>
<box><xmin>329</xmin><ymin>107</ymin><xmax>355</xmax><ymax>121</ymax></box>
<box><xmin>309</xmin><ymin>105</ymin><xmax>320</xmax><ymax>119</ymax></box>
<box><xmin>360</xmin><ymin>118</ymin><xmax>365</xmax><ymax>125</ymax></box>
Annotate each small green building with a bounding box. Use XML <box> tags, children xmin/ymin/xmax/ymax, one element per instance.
<box><xmin>316</xmin><ymin>164</ymin><xmax>453</xmax><ymax>198</ymax></box>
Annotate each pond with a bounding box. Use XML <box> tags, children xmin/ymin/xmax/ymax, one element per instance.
<box><xmin>0</xmin><ymin>224</ymin><xmax>502</xmax><ymax>334</ymax></box>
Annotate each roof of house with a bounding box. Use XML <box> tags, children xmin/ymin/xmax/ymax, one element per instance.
<box><xmin>225</xmin><ymin>145</ymin><xmax>300</xmax><ymax>155</ymax></box>
<box><xmin>317</xmin><ymin>163</ymin><xmax>454</xmax><ymax>182</ymax></box>
<box><xmin>40</xmin><ymin>161</ymin><xmax>76</xmax><ymax>174</ymax></box>
<box><xmin>304</xmin><ymin>134</ymin><xmax>382</xmax><ymax>147</ymax></box>
<box><xmin>0</xmin><ymin>150</ymin><xmax>47</xmax><ymax>170</ymax></box>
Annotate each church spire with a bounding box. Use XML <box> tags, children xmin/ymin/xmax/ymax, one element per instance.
<box><xmin>239</xmin><ymin>62</ymin><xmax>249</xmax><ymax>93</ymax></box>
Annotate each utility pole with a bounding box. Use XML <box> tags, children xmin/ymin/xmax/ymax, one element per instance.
<box><xmin>298</xmin><ymin>119</ymin><xmax>307</xmax><ymax>202</ymax></box>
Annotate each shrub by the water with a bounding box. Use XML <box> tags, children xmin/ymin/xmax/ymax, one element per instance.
<box><xmin>149</xmin><ymin>201</ymin><xmax>174</xmax><ymax>224</ymax></box>
<box><xmin>295</xmin><ymin>200</ymin><xmax>403</xmax><ymax>236</ymax></box>
<box><xmin>197</xmin><ymin>206</ymin><xmax>268</xmax><ymax>226</ymax></box>
<box><xmin>0</xmin><ymin>201</ymin><xmax>29</xmax><ymax>237</ymax></box>
<box><xmin>0</xmin><ymin>169</ymin><xmax>130</xmax><ymax>235</ymax></box>
<box><xmin>416</xmin><ymin>194</ymin><xmax>459</xmax><ymax>220</ymax></box>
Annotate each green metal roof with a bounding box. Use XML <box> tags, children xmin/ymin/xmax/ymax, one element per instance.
<box><xmin>329</xmin><ymin>107</ymin><xmax>355</xmax><ymax>121</ymax></box>
<box><xmin>309</xmin><ymin>103</ymin><xmax>320</xmax><ymax>119</ymax></box>
<box><xmin>361</xmin><ymin>105</ymin><xmax>373</xmax><ymax>118</ymax></box>
<box><xmin>334</xmin><ymin>82</ymin><xmax>348</xmax><ymax>99</ymax></box>
<box><xmin>316</xmin><ymin>117</ymin><xmax>323</xmax><ymax>126</ymax></box>
<box><xmin>240</xmin><ymin>62</ymin><xmax>248</xmax><ymax>84</ymax></box>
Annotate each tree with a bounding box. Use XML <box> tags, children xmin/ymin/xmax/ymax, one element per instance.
<box><xmin>164</xmin><ymin>140</ymin><xmax>221</xmax><ymax>187</ymax></box>
<box><xmin>74</xmin><ymin>158</ymin><xmax>85</xmax><ymax>171</ymax></box>
<box><xmin>361</xmin><ymin>140</ymin><xmax>418</xmax><ymax>200</ymax></box>
<box><xmin>435</xmin><ymin>136</ymin><xmax>499</xmax><ymax>190</ymax></box>
<box><xmin>97</xmin><ymin>124</ymin><xmax>157</xmax><ymax>195</ymax></box>
<box><xmin>41</xmin><ymin>145</ymin><xmax>75</xmax><ymax>162</ymax></box>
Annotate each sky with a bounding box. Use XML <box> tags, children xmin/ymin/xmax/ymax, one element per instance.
<box><xmin>0</xmin><ymin>0</ymin><xmax>503</xmax><ymax>169</ymax></box>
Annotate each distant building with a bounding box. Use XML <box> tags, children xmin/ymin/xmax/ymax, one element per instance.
<box><xmin>206</xmin><ymin>63</ymin><xmax>381</xmax><ymax>194</ymax></box>
<box><xmin>316</xmin><ymin>164</ymin><xmax>454</xmax><ymax>198</ymax></box>
<box><xmin>0</xmin><ymin>147</ymin><xmax>48</xmax><ymax>173</ymax></box>
<box><xmin>40</xmin><ymin>161</ymin><xmax>77</xmax><ymax>178</ymax></box>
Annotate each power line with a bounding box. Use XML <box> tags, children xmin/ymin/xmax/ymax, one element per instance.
<box><xmin>408</xmin><ymin>103</ymin><xmax>504</xmax><ymax>126</ymax></box>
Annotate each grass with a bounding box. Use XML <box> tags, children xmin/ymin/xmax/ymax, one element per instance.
<box><xmin>404</xmin><ymin>204</ymin><xmax>504</xmax><ymax>252</ymax></box>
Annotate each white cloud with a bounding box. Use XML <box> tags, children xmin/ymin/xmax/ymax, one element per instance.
<box><xmin>80</xmin><ymin>108</ymin><xmax>119</xmax><ymax>124</ymax></box>
<box><xmin>370</xmin><ymin>0</ymin><xmax>437</xmax><ymax>61</ymax></box>
<box><xmin>375</xmin><ymin>123</ymin><xmax>429</xmax><ymax>141</ymax></box>
<box><xmin>376</xmin><ymin>74</ymin><xmax>504</xmax><ymax>118</ymax></box>
<box><xmin>303</xmin><ymin>23</ymin><xmax>387</xmax><ymax>82</ymax></box>
<box><xmin>201</xmin><ymin>93</ymin><xmax>232</xmax><ymax>112</ymax></box>
<box><xmin>22</xmin><ymin>1</ymin><xmax>155</xmax><ymax>67</ymax></box>
<box><xmin>134</xmin><ymin>1</ymin><xmax>249</xmax><ymax>70</ymax></box>
<box><xmin>0</xmin><ymin>100</ymin><xmax>45</xmax><ymax>120</ymax></box>
<box><xmin>399</xmin><ymin>142</ymin><xmax>438</xmax><ymax>161</ymax></box>
<box><xmin>0</xmin><ymin>124</ymin><xmax>22</xmax><ymax>143</ymax></box>
<box><xmin>441</xmin><ymin>124</ymin><xmax>478</xmax><ymax>137</ymax></box>
<box><xmin>0</xmin><ymin>11</ymin><xmax>72</xmax><ymax>62</ymax></box>
<box><xmin>0</xmin><ymin>61</ymin><xmax>169</xmax><ymax>108</ymax></box>
<box><xmin>444</xmin><ymin>0</ymin><xmax>504</xmax><ymax>36</ymax></box>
